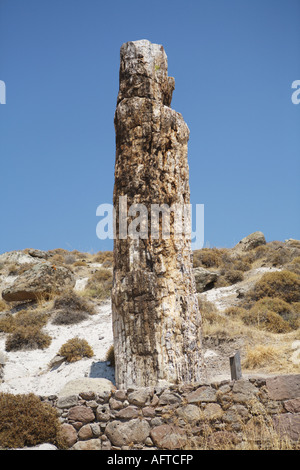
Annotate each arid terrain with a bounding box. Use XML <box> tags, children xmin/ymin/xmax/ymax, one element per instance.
<box><xmin>0</xmin><ymin>232</ymin><xmax>299</xmax><ymax>397</ymax></box>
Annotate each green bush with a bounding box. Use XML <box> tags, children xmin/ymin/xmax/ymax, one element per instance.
<box><xmin>0</xmin><ymin>393</ymin><xmax>64</xmax><ymax>448</ymax></box>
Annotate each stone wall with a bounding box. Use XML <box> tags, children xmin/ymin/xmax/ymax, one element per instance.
<box><xmin>41</xmin><ymin>374</ymin><xmax>300</xmax><ymax>450</ymax></box>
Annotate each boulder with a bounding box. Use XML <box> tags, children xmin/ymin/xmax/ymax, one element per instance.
<box><xmin>72</xmin><ymin>439</ymin><xmax>101</xmax><ymax>450</ymax></box>
<box><xmin>2</xmin><ymin>262</ymin><xmax>75</xmax><ymax>302</ymax></box>
<box><xmin>27</xmin><ymin>248</ymin><xmax>49</xmax><ymax>259</ymax></box>
<box><xmin>176</xmin><ymin>404</ymin><xmax>201</xmax><ymax>422</ymax></box>
<box><xmin>273</xmin><ymin>413</ymin><xmax>300</xmax><ymax>442</ymax></box>
<box><xmin>58</xmin><ymin>378</ymin><xmax>115</xmax><ymax>398</ymax></box>
<box><xmin>67</xmin><ymin>405</ymin><xmax>95</xmax><ymax>424</ymax></box>
<box><xmin>186</xmin><ymin>385</ymin><xmax>217</xmax><ymax>403</ymax></box>
<box><xmin>59</xmin><ymin>423</ymin><xmax>77</xmax><ymax>448</ymax></box>
<box><xmin>193</xmin><ymin>267</ymin><xmax>219</xmax><ymax>292</ymax></box>
<box><xmin>0</xmin><ymin>250</ymin><xmax>40</xmax><ymax>266</ymax></box>
<box><xmin>233</xmin><ymin>231</ymin><xmax>266</xmax><ymax>252</ymax></box>
<box><xmin>16</xmin><ymin>443</ymin><xmax>58</xmax><ymax>450</ymax></box>
<box><xmin>127</xmin><ymin>387</ymin><xmax>153</xmax><ymax>406</ymax></box>
<box><xmin>105</xmin><ymin>418</ymin><xmax>150</xmax><ymax>447</ymax></box>
<box><xmin>150</xmin><ymin>424</ymin><xmax>187</xmax><ymax>450</ymax></box>
<box><xmin>266</xmin><ymin>374</ymin><xmax>300</xmax><ymax>401</ymax></box>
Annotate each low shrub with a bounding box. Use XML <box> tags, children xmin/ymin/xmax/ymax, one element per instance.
<box><xmin>0</xmin><ymin>310</ymin><xmax>49</xmax><ymax>334</ymax></box>
<box><xmin>243</xmin><ymin>345</ymin><xmax>281</xmax><ymax>369</ymax></box>
<box><xmin>0</xmin><ymin>392</ymin><xmax>65</xmax><ymax>449</ymax></box>
<box><xmin>105</xmin><ymin>345</ymin><xmax>115</xmax><ymax>367</ymax></box>
<box><xmin>0</xmin><ymin>300</ymin><xmax>8</xmax><ymax>312</ymax></box>
<box><xmin>285</xmin><ymin>256</ymin><xmax>300</xmax><ymax>276</ymax></box>
<box><xmin>93</xmin><ymin>251</ymin><xmax>114</xmax><ymax>267</ymax></box>
<box><xmin>193</xmin><ymin>248</ymin><xmax>225</xmax><ymax>268</ymax></box>
<box><xmin>0</xmin><ymin>314</ymin><xmax>15</xmax><ymax>333</ymax></box>
<box><xmin>5</xmin><ymin>326</ymin><xmax>52</xmax><ymax>352</ymax></box>
<box><xmin>225</xmin><ymin>302</ymin><xmax>292</xmax><ymax>333</ymax></box>
<box><xmin>243</xmin><ymin>306</ymin><xmax>291</xmax><ymax>333</ymax></box>
<box><xmin>58</xmin><ymin>337</ymin><xmax>94</xmax><ymax>362</ymax></box>
<box><xmin>14</xmin><ymin>309</ymin><xmax>49</xmax><ymax>329</ymax></box>
<box><xmin>224</xmin><ymin>306</ymin><xmax>248</xmax><ymax>318</ymax></box>
<box><xmin>291</xmin><ymin>302</ymin><xmax>300</xmax><ymax>326</ymax></box>
<box><xmin>252</xmin><ymin>270</ymin><xmax>300</xmax><ymax>303</ymax></box>
<box><xmin>252</xmin><ymin>297</ymin><xmax>291</xmax><ymax>315</ymax></box>
<box><xmin>251</xmin><ymin>297</ymin><xmax>299</xmax><ymax>330</ymax></box>
<box><xmin>223</xmin><ymin>269</ymin><xmax>244</xmax><ymax>285</ymax></box>
<box><xmin>73</xmin><ymin>260</ymin><xmax>87</xmax><ymax>267</ymax></box>
<box><xmin>53</xmin><ymin>292</ymin><xmax>96</xmax><ymax>315</ymax></box>
<box><xmin>52</xmin><ymin>310</ymin><xmax>88</xmax><ymax>325</ymax></box>
<box><xmin>47</xmin><ymin>253</ymin><xmax>65</xmax><ymax>265</ymax></box>
<box><xmin>84</xmin><ymin>268</ymin><xmax>113</xmax><ymax>300</ymax></box>
<box><xmin>198</xmin><ymin>297</ymin><xmax>219</xmax><ymax>315</ymax></box>
<box><xmin>64</xmin><ymin>254</ymin><xmax>77</xmax><ymax>265</ymax></box>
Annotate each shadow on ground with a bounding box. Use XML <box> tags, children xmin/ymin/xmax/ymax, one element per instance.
<box><xmin>89</xmin><ymin>360</ymin><xmax>115</xmax><ymax>384</ymax></box>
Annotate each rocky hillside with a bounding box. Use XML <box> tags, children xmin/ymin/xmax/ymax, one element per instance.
<box><xmin>0</xmin><ymin>232</ymin><xmax>299</xmax><ymax>396</ymax></box>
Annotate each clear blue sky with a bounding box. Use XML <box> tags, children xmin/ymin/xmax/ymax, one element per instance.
<box><xmin>0</xmin><ymin>0</ymin><xmax>299</xmax><ymax>254</ymax></box>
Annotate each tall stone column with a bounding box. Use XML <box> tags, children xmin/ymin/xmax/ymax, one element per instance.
<box><xmin>112</xmin><ymin>40</ymin><xmax>204</xmax><ymax>389</ymax></box>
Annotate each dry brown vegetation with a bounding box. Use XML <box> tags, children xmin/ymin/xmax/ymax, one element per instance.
<box><xmin>5</xmin><ymin>326</ymin><xmax>52</xmax><ymax>352</ymax></box>
<box><xmin>197</xmin><ymin>240</ymin><xmax>300</xmax><ymax>375</ymax></box>
<box><xmin>0</xmin><ymin>300</ymin><xmax>8</xmax><ymax>312</ymax></box>
<box><xmin>53</xmin><ymin>291</ymin><xmax>96</xmax><ymax>312</ymax></box>
<box><xmin>0</xmin><ymin>393</ymin><xmax>66</xmax><ymax>449</ymax></box>
<box><xmin>58</xmin><ymin>337</ymin><xmax>94</xmax><ymax>363</ymax></box>
<box><xmin>92</xmin><ymin>251</ymin><xmax>113</xmax><ymax>267</ymax></box>
<box><xmin>82</xmin><ymin>268</ymin><xmax>113</xmax><ymax>300</ymax></box>
<box><xmin>105</xmin><ymin>344</ymin><xmax>115</xmax><ymax>367</ymax></box>
<box><xmin>0</xmin><ymin>241</ymin><xmax>299</xmax><ymax>450</ymax></box>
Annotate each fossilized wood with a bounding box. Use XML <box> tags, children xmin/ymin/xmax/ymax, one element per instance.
<box><xmin>112</xmin><ymin>39</ymin><xmax>204</xmax><ymax>388</ymax></box>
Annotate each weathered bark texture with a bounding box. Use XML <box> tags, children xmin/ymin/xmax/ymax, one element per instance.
<box><xmin>112</xmin><ymin>39</ymin><xmax>204</xmax><ymax>389</ymax></box>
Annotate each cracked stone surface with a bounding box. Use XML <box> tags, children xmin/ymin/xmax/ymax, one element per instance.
<box><xmin>112</xmin><ymin>39</ymin><xmax>204</xmax><ymax>389</ymax></box>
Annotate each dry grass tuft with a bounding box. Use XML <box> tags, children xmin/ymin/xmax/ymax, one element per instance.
<box><xmin>251</xmin><ymin>270</ymin><xmax>300</xmax><ymax>303</ymax></box>
<box><xmin>105</xmin><ymin>345</ymin><xmax>115</xmax><ymax>367</ymax></box>
<box><xmin>0</xmin><ymin>393</ymin><xmax>66</xmax><ymax>449</ymax></box>
<box><xmin>5</xmin><ymin>326</ymin><xmax>51</xmax><ymax>352</ymax></box>
<box><xmin>0</xmin><ymin>299</ymin><xmax>9</xmax><ymax>312</ymax></box>
<box><xmin>58</xmin><ymin>337</ymin><xmax>94</xmax><ymax>362</ymax></box>
<box><xmin>53</xmin><ymin>291</ymin><xmax>95</xmax><ymax>315</ymax></box>
<box><xmin>243</xmin><ymin>345</ymin><xmax>281</xmax><ymax>369</ymax></box>
<box><xmin>82</xmin><ymin>268</ymin><xmax>113</xmax><ymax>300</ymax></box>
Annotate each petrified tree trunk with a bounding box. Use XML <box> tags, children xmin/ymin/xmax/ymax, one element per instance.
<box><xmin>112</xmin><ymin>40</ymin><xmax>204</xmax><ymax>388</ymax></box>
